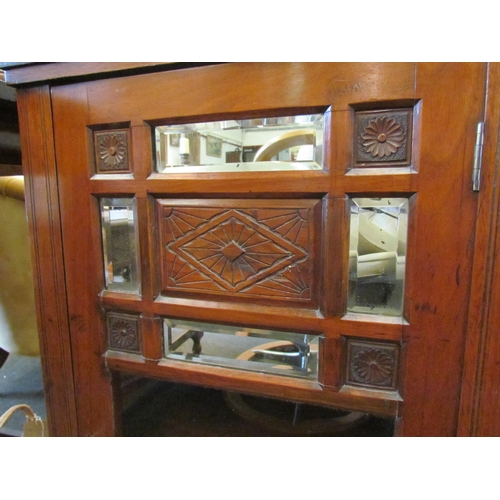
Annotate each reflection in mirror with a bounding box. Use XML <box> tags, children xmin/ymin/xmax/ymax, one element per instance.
<box><xmin>154</xmin><ymin>113</ymin><xmax>325</xmax><ymax>173</ymax></box>
<box><xmin>348</xmin><ymin>198</ymin><xmax>409</xmax><ymax>316</ymax></box>
<box><xmin>163</xmin><ymin>318</ymin><xmax>319</xmax><ymax>379</ymax></box>
<box><xmin>100</xmin><ymin>198</ymin><xmax>139</xmax><ymax>293</ymax></box>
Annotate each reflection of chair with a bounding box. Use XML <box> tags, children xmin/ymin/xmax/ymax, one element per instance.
<box><xmin>253</xmin><ymin>129</ymin><xmax>315</xmax><ymax>162</ymax></box>
<box><xmin>353</xmin><ymin>208</ymin><xmax>406</xmax><ymax>281</ymax></box>
<box><xmin>349</xmin><ymin>205</ymin><xmax>406</xmax><ymax>312</ymax></box>
<box><xmin>0</xmin><ymin>176</ymin><xmax>39</xmax><ymax>366</ymax></box>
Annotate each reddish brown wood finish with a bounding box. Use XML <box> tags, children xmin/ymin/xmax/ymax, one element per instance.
<box><xmin>51</xmin><ymin>83</ymin><xmax>117</xmax><ymax>436</ymax></box>
<box><xmin>157</xmin><ymin>199</ymin><xmax>320</xmax><ymax>307</ymax></box>
<box><xmin>2</xmin><ymin>62</ymin><xmax>179</xmax><ymax>86</ymax></box>
<box><xmin>458</xmin><ymin>63</ymin><xmax>500</xmax><ymax>436</ymax></box>
<box><xmin>397</xmin><ymin>63</ymin><xmax>486</xmax><ymax>436</ymax></box>
<box><xmin>8</xmin><ymin>62</ymin><xmax>496</xmax><ymax>436</ymax></box>
<box><xmin>16</xmin><ymin>86</ymin><xmax>78</xmax><ymax>436</ymax></box>
<box><xmin>104</xmin><ymin>352</ymin><xmax>400</xmax><ymax>417</ymax></box>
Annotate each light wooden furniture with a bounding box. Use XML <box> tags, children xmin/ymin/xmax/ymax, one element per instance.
<box><xmin>3</xmin><ymin>62</ymin><xmax>500</xmax><ymax>436</ymax></box>
<box><xmin>0</xmin><ymin>176</ymin><xmax>39</xmax><ymax>359</ymax></box>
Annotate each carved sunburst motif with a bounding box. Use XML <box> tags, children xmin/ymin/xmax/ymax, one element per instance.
<box><xmin>170</xmin><ymin>211</ymin><xmax>305</xmax><ymax>291</ymax></box>
<box><xmin>96</xmin><ymin>131</ymin><xmax>128</xmax><ymax>171</ymax></box>
<box><xmin>162</xmin><ymin>207</ymin><xmax>312</xmax><ymax>298</ymax></box>
<box><xmin>352</xmin><ymin>347</ymin><xmax>395</xmax><ymax>386</ymax></box>
<box><xmin>361</xmin><ymin>116</ymin><xmax>405</xmax><ymax>158</ymax></box>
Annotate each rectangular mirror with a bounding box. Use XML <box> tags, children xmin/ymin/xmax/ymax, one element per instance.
<box><xmin>348</xmin><ymin>197</ymin><xmax>409</xmax><ymax>316</ymax></box>
<box><xmin>163</xmin><ymin>318</ymin><xmax>319</xmax><ymax>379</ymax></box>
<box><xmin>100</xmin><ymin>198</ymin><xmax>139</xmax><ymax>294</ymax></box>
<box><xmin>154</xmin><ymin>112</ymin><xmax>325</xmax><ymax>173</ymax></box>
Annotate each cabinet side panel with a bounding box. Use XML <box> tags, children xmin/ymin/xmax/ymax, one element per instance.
<box><xmin>17</xmin><ymin>86</ymin><xmax>78</xmax><ymax>436</ymax></box>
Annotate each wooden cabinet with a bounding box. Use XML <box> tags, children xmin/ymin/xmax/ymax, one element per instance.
<box><xmin>4</xmin><ymin>62</ymin><xmax>500</xmax><ymax>436</ymax></box>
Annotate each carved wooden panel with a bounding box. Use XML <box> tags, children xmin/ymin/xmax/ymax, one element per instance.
<box><xmin>94</xmin><ymin>129</ymin><xmax>131</xmax><ymax>173</ymax></box>
<box><xmin>354</xmin><ymin>109</ymin><xmax>413</xmax><ymax>167</ymax></box>
<box><xmin>345</xmin><ymin>338</ymin><xmax>399</xmax><ymax>390</ymax></box>
<box><xmin>157</xmin><ymin>199</ymin><xmax>321</xmax><ymax>306</ymax></box>
<box><xmin>106</xmin><ymin>312</ymin><xmax>141</xmax><ymax>353</ymax></box>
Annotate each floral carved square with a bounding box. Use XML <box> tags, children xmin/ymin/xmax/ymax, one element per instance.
<box><xmin>107</xmin><ymin>312</ymin><xmax>141</xmax><ymax>354</ymax></box>
<box><xmin>345</xmin><ymin>338</ymin><xmax>399</xmax><ymax>390</ymax></box>
<box><xmin>354</xmin><ymin>109</ymin><xmax>413</xmax><ymax>167</ymax></box>
<box><xmin>157</xmin><ymin>200</ymin><xmax>321</xmax><ymax>306</ymax></box>
<box><xmin>94</xmin><ymin>129</ymin><xmax>131</xmax><ymax>173</ymax></box>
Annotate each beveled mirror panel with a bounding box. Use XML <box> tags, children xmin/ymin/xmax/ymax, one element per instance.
<box><xmin>100</xmin><ymin>198</ymin><xmax>139</xmax><ymax>294</ymax></box>
<box><xmin>348</xmin><ymin>197</ymin><xmax>409</xmax><ymax>316</ymax></box>
<box><xmin>164</xmin><ymin>318</ymin><xmax>320</xmax><ymax>379</ymax></box>
<box><xmin>154</xmin><ymin>112</ymin><xmax>325</xmax><ymax>173</ymax></box>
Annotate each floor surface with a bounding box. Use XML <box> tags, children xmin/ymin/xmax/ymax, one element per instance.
<box><xmin>0</xmin><ymin>353</ymin><xmax>47</xmax><ymax>436</ymax></box>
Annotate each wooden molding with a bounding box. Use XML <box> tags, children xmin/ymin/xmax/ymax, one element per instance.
<box><xmin>16</xmin><ymin>85</ymin><xmax>78</xmax><ymax>436</ymax></box>
<box><xmin>1</xmin><ymin>62</ymin><xmax>215</xmax><ymax>87</ymax></box>
<box><xmin>458</xmin><ymin>62</ymin><xmax>500</xmax><ymax>436</ymax></box>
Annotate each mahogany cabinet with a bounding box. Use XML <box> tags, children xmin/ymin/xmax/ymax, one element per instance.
<box><xmin>3</xmin><ymin>62</ymin><xmax>500</xmax><ymax>436</ymax></box>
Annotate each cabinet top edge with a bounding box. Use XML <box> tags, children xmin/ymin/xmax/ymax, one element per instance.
<box><xmin>0</xmin><ymin>62</ymin><xmax>223</xmax><ymax>87</ymax></box>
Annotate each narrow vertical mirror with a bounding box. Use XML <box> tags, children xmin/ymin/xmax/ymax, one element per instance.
<box><xmin>348</xmin><ymin>198</ymin><xmax>408</xmax><ymax>316</ymax></box>
<box><xmin>154</xmin><ymin>113</ymin><xmax>325</xmax><ymax>173</ymax></box>
<box><xmin>100</xmin><ymin>198</ymin><xmax>139</xmax><ymax>294</ymax></box>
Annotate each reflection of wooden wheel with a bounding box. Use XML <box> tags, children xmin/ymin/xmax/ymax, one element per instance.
<box><xmin>223</xmin><ymin>340</ymin><xmax>369</xmax><ymax>435</ymax></box>
<box><xmin>253</xmin><ymin>129</ymin><xmax>315</xmax><ymax>162</ymax></box>
<box><xmin>225</xmin><ymin>392</ymin><xmax>369</xmax><ymax>436</ymax></box>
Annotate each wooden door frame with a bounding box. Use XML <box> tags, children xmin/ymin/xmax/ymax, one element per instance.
<box><xmin>7</xmin><ymin>62</ymin><xmax>499</xmax><ymax>436</ymax></box>
<box><xmin>458</xmin><ymin>62</ymin><xmax>500</xmax><ymax>436</ymax></box>
<box><xmin>16</xmin><ymin>85</ymin><xmax>78</xmax><ymax>436</ymax></box>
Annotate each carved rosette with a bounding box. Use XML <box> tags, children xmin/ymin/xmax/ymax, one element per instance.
<box><xmin>107</xmin><ymin>313</ymin><xmax>140</xmax><ymax>353</ymax></box>
<box><xmin>354</xmin><ymin>109</ymin><xmax>412</xmax><ymax>167</ymax></box>
<box><xmin>346</xmin><ymin>339</ymin><xmax>399</xmax><ymax>390</ymax></box>
<box><xmin>94</xmin><ymin>130</ymin><xmax>130</xmax><ymax>173</ymax></box>
<box><xmin>362</xmin><ymin>117</ymin><xmax>404</xmax><ymax>157</ymax></box>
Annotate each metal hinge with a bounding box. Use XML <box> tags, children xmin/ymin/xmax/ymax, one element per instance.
<box><xmin>472</xmin><ymin>122</ymin><xmax>485</xmax><ymax>192</ymax></box>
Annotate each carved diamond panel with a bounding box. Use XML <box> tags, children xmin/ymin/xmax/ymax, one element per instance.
<box><xmin>158</xmin><ymin>200</ymin><xmax>320</xmax><ymax>305</ymax></box>
<box><xmin>345</xmin><ymin>338</ymin><xmax>399</xmax><ymax>390</ymax></box>
<box><xmin>354</xmin><ymin>109</ymin><xmax>413</xmax><ymax>167</ymax></box>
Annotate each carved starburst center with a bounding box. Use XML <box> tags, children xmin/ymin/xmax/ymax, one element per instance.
<box><xmin>221</xmin><ymin>241</ymin><xmax>246</xmax><ymax>261</ymax></box>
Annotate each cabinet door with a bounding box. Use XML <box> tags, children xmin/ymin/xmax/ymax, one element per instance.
<box><xmin>50</xmin><ymin>63</ymin><xmax>485</xmax><ymax>436</ymax></box>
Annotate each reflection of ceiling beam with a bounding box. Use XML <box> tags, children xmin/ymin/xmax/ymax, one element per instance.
<box><xmin>0</xmin><ymin>79</ymin><xmax>16</xmax><ymax>101</ymax></box>
<box><xmin>0</xmin><ymin>131</ymin><xmax>21</xmax><ymax>148</ymax></box>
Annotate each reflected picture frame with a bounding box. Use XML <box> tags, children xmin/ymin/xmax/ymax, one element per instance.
<box><xmin>206</xmin><ymin>135</ymin><xmax>222</xmax><ymax>157</ymax></box>
<box><xmin>169</xmin><ymin>133</ymin><xmax>180</xmax><ymax>147</ymax></box>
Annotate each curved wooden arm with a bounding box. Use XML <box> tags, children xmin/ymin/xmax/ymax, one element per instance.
<box><xmin>253</xmin><ymin>129</ymin><xmax>315</xmax><ymax>162</ymax></box>
<box><xmin>0</xmin><ymin>175</ymin><xmax>24</xmax><ymax>201</ymax></box>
